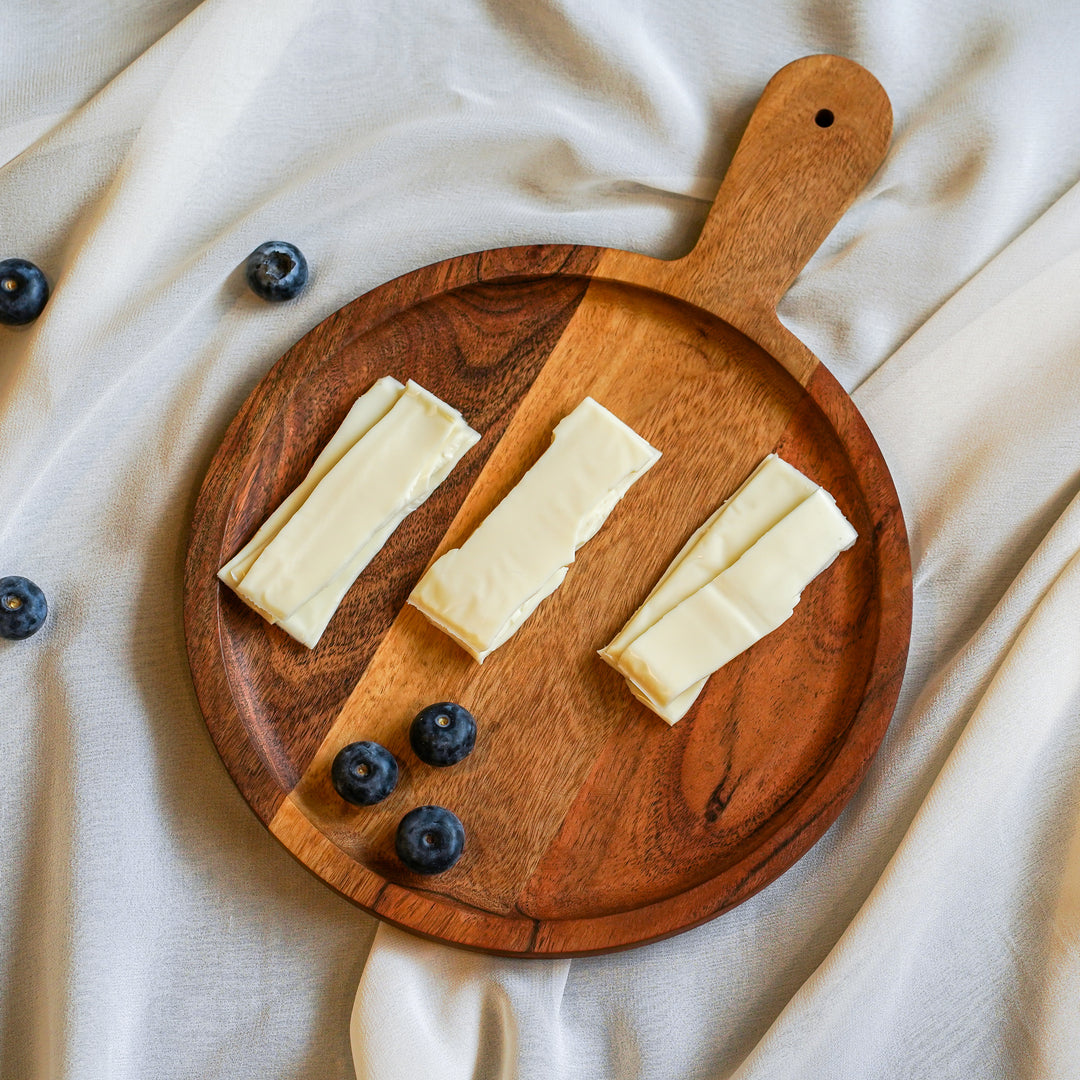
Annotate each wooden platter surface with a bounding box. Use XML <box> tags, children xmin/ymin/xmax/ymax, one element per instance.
<box><xmin>184</xmin><ymin>55</ymin><xmax>911</xmax><ymax>956</ymax></box>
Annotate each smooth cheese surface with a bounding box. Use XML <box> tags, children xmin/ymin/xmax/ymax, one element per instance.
<box><xmin>409</xmin><ymin>397</ymin><xmax>660</xmax><ymax>662</ymax></box>
<box><xmin>275</xmin><ymin>435</ymin><xmax>474</xmax><ymax>648</ymax></box>
<box><xmin>625</xmin><ymin>679</ymin><xmax>698</xmax><ymax>727</ymax></box>
<box><xmin>237</xmin><ymin>380</ymin><xmax>479</xmax><ymax>624</ymax></box>
<box><xmin>618</xmin><ymin>488</ymin><xmax>857</xmax><ymax>708</ymax></box>
<box><xmin>601</xmin><ymin>454</ymin><xmax>819</xmax><ymax>664</ymax></box>
<box><xmin>218</xmin><ymin>376</ymin><xmax>405</xmax><ymax>589</ymax></box>
<box><xmin>274</xmin><ymin>507</ymin><xmax>415</xmax><ymax>647</ymax></box>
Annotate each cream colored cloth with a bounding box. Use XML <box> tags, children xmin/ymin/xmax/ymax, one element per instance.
<box><xmin>350</xmin><ymin>184</ymin><xmax>1080</xmax><ymax>1079</ymax></box>
<box><xmin>4</xmin><ymin>1</ymin><xmax>1080</xmax><ymax>1077</ymax></box>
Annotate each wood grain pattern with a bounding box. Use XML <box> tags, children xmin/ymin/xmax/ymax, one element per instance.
<box><xmin>183</xmin><ymin>55</ymin><xmax>910</xmax><ymax>955</ymax></box>
<box><xmin>598</xmin><ymin>53</ymin><xmax>892</xmax><ymax>384</ymax></box>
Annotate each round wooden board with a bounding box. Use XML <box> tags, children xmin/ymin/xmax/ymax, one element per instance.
<box><xmin>184</xmin><ymin>56</ymin><xmax>911</xmax><ymax>956</ymax></box>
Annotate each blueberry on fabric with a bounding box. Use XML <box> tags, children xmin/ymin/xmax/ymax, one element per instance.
<box><xmin>244</xmin><ymin>241</ymin><xmax>309</xmax><ymax>301</ymax></box>
<box><xmin>409</xmin><ymin>702</ymin><xmax>477</xmax><ymax>767</ymax></box>
<box><xmin>395</xmin><ymin>805</ymin><xmax>465</xmax><ymax>874</ymax></box>
<box><xmin>0</xmin><ymin>259</ymin><xmax>49</xmax><ymax>325</ymax></box>
<box><xmin>0</xmin><ymin>576</ymin><xmax>48</xmax><ymax>639</ymax></box>
<box><xmin>331</xmin><ymin>741</ymin><xmax>399</xmax><ymax>806</ymax></box>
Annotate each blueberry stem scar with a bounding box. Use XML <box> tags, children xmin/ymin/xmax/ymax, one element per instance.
<box><xmin>267</xmin><ymin>253</ymin><xmax>294</xmax><ymax>276</ymax></box>
<box><xmin>0</xmin><ymin>576</ymin><xmax>48</xmax><ymax>638</ymax></box>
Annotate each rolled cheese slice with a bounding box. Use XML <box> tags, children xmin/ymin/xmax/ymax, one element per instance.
<box><xmin>601</xmin><ymin>454</ymin><xmax>819</xmax><ymax>665</ymax></box>
<box><xmin>601</xmin><ymin>453</ymin><xmax>821</xmax><ymax>724</ymax></box>
<box><xmin>234</xmin><ymin>380</ymin><xmax>479</xmax><ymax>626</ymax></box>
<box><xmin>218</xmin><ymin>377</ymin><xmax>406</xmax><ymax>589</ymax></box>
<box><xmin>617</xmin><ymin>487</ymin><xmax>857</xmax><ymax>713</ymax></box>
<box><xmin>409</xmin><ymin>397</ymin><xmax>660</xmax><ymax>662</ymax></box>
<box><xmin>276</xmin><ymin>457</ymin><xmax>450</xmax><ymax>649</ymax></box>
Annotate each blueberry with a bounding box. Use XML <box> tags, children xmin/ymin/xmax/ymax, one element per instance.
<box><xmin>244</xmin><ymin>241</ymin><xmax>308</xmax><ymax>301</ymax></box>
<box><xmin>0</xmin><ymin>576</ymin><xmax>48</xmax><ymax>640</ymax></box>
<box><xmin>0</xmin><ymin>259</ymin><xmax>49</xmax><ymax>326</ymax></box>
<box><xmin>331</xmin><ymin>741</ymin><xmax>399</xmax><ymax>806</ymax></box>
<box><xmin>396</xmin><ymin>805</ymin><xmax>465</xmax><ymax>874</ymax></box>
<box><xmin>409</xmin><ymin>702</ymin><xmax>476</xmax><ymax>767</ymax></box>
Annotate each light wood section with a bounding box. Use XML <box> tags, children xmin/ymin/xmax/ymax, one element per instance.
<box><xmin>184</xmin><ymin>56</ymin><xmax>910</xmax><ymax>955</ymax></box>
<box><xmin>597</xmin><ymin>54</ymin><xmax>892</xmax><ymax>383</ymax></box>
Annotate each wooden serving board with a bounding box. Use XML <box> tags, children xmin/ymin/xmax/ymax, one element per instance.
<box><xmin>184</xmin><ymin>55</ymin><xmax>911</xmax><ymax>957</ymax></box>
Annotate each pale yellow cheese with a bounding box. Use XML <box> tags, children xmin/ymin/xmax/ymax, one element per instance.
<box><xmin>235</xmin><ymin>380</ymin><xmax>479</xmax><ymax>626</ymax></box>
<box><xmin>601</xmin><ymin>454</ymin><xmax>819</xmax><ymax>665</ymax></box>
<box><xmin>624</xmin><ymin>678</ymin><xmax>696</xmax><ymax>726</ymax></box>
<box><xmin>276</xmin><ymin>436</ymin><xmax>473</xmax><ymax>648</ymax></box>
<box><xmin>617</xmin><ymin>488</ymin><xmax>857</xmax><ymax>712</ymax></box>
<box><xmin>275</xmin><ymin>504</ymin><xmax>423</xmax><ymax>648</ymax></box>
<box><xmin>218</xmin><ymin>376</ymin><xmax>405</xmax><ymax>589</ymax></box>
<box><xmin>601</xmin><ymin>453</ymin><xmax>821</xmax><ymax>724</ymax></box>
<box><xmin>409</xmin><ymin>397</ymin><xmax>660</xmax><ymax>662</ymax></box>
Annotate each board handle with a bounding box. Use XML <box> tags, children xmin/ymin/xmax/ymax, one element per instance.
<box><xmin>600</xmin><ymin>55</ymin><xmax>892</xmax><ymax>382</ymax></box>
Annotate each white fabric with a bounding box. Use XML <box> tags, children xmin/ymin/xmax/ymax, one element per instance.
<box><xmin>3</xmin><ymin>2</ymin><xmax>1080</xmax><ymax>1077</ymax></box>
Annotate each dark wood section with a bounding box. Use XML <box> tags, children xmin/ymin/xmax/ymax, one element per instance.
<box><xmin>184</xmin><ymin>250</ymin><xmax>601</xmax><ymax>821</ymax></box>
<box><xmin>184</xmin><ymin>55</ymin><xmax>911</xmax><ymax>954</ymax></box>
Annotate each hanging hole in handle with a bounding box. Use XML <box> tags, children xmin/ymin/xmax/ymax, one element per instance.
<box><xmin>815</xmin><ymin>108</ymin><xmax>835</xmax><ymax>128</ymax></box>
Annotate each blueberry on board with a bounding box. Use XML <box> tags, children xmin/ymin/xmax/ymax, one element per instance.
<box><xmin>331</xmin><ymin>741</ymin><xmax>399</xmax><ymax>806</ymax></box>
<box><xmin>244</xmin><ymin>241</ymin><xmax>308</xmax><ymax>301</ymax></box>
<box><xmin>0</xmin><ymin>576</ymin><xmax>48</xmax><ymax>640</ymax></box>
<box><xmin>0</xmin><ymin>259</ymin><xmax>49</xmax><ymax>325</ymax></box>
<box><xmin>395</xmin><ymin>805</ymin><xmax>465</xmax><ymax>874</ymax></box>
<box><xmin>409</xmin><ymin>702</ymin><xmax>477</xmax><ymax>767</ymax></box>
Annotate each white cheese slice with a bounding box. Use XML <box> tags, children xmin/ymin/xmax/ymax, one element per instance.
<box><xmin>235</xmin><ymin>380</ymin><xmax>480</xmax><ymax>625</ymax></box>
<box><xmin>601</xmin><ymin>453</ymin><xmax>821</xmax><ymax>724</ymax></box>
<box><xmin>601</xmin><ymin>454</ymin><xmax>819</xmax><ymax>664</ymax></box>
<box><xmin>275</xmin><ymin>435</ymin><xmax>472</xmax><ymax>649</ymax></box>
<box><xmin>218</xmin><ymin>376</ymin><xmax>405</xmax><ymax>589</ymax></box>
<box><xmin>409</xmin><ymin>397</ymin><xmax>660</xmax><ymax>662</ymax></box>
<box><xmin>624</xmin><ymin>678</ymin><xmax>697</xmax><ymax>726</ymax></box>
<box><xmin>617</xmin><ymin>487</ymin><xmax>857</xmax><ymax>712</ymax></box>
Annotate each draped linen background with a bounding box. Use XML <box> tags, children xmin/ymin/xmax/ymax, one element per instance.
<box><xmin>3</xmin><ymin>2</ymin><xmax>1080</xmax><ymax>1077</ymax></box>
